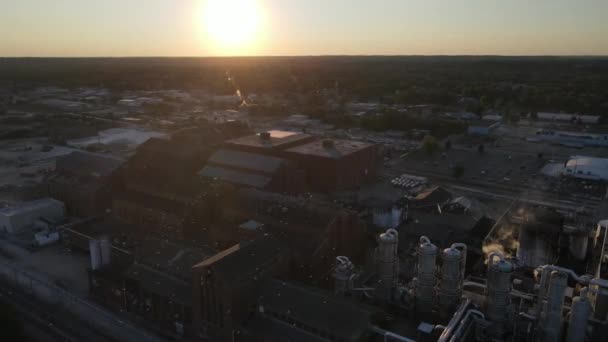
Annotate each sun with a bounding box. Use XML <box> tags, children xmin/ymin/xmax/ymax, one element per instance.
<box><xmin>202</xmin><ymin>0</ymin><xmax>263</xmax><ymax>55</ymax></box>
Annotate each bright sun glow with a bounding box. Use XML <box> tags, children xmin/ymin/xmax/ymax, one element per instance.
<box><xmin>203</xmin><ymin>0</ymin><xmax>263</xmax><ymax>55</ymax></box>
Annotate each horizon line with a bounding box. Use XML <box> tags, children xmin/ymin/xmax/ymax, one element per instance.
<box><xmin>2</xmin><ymin>54</ymin><xmax>608</xmax><ymax>59</ymax></box>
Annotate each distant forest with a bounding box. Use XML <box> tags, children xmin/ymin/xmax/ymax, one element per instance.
<box><xmin>1</xmin><ymin>56</ymin><xmax>608</xmax><ymax>116</ymax></box>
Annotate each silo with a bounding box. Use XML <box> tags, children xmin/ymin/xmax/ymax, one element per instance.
<box><xmin>334</xmin><ymin>256</ymin><xmax>354</xmax><ymax>295</ymax></box>
<box><xmin>567</xmin><ymin>287</ymin><xmax>591</xmax><ymax>342</ymax></box>
<box><xmin>438</xmin><ymin>247</ymin><xmax>462</xmax><ymax>317</ymax></box>
<box><xmin>89</xmin><ymin>239</ymin><xmax>101</xmax><ymax>270</ymax></box>
<box><xmin>377</xmin><ymin>229</ymin><xmax>399</xmax><ymax>300</ymax></box>
<box><xmin>415</xmin><ymin>236</ymin><xmax>438</xmax><ymax>313</ymax></box>
<box><xmin>485</xmin><ymin>252</ymin><xmax>513</xmax><ymax>336</ymax></box>
<box><xmin>100</xmin><ymin>235</ymin><xmax>112</xmax><ymax>266</ymax></box>
<box><xmin>539</xmin><ymin>271</ymin><xmax>567</xmax><ymax>342</ymax></box>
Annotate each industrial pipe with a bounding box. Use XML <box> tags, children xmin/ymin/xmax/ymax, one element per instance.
<box><xmin>437</xmin><ymin>299</ymin><xmax>471</xmax><ymax>342</ymax></box>
<box><xmin>448</xmin><ymin>309</ymin><xmax>485</xmax><ymax>342</ymax></box>
<box><xmin>371</xmin><ymin>326</ymin><xmax>416</xmax><ymax>342</ymax></box>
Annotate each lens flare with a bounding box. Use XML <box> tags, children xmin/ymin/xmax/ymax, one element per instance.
<box><xmin>202</xmin><ymin>0</ymin><xmax>262</xmax><ymax>55</ymax></box>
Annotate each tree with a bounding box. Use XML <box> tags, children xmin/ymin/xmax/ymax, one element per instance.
<box><xmin>422</xmin><ymin>135</ymin><xmax>439</xmax><ymax>155</ymax></box>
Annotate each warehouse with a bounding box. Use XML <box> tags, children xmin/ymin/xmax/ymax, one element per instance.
<box><xmin>564</xmin><ymin>156</ymin><xmax>608</xmax><ymax>181</ymax></box>
<box><xmin>0</xmin><ymin>198</ymin><xmax>65</xmax><ymax>234</ymax></box>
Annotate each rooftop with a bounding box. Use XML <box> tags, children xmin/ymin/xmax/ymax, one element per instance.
<box><xmin>206</xmin><ymin>149</ymin><xmax>287</xmax><ymax>174</ymax></box>
<box><xmin>285</xmin><ymin>139</ymin><xmax>374</xmax><ymax>159</ymax></box>
<box><xmin>0</xmin><ymin>198</ymin><xmax>64</xmax><ymax>217</ymax></box>
<box><xmin>194</xmin><ymin>236</ymin><xmax>286</xmax><ymax>283</ymax></box>
<box><xmin>124</xmin><ymin>263</ymin><xmax>192</xmax><ymax>305</ymax></box>
<box><xmin>258</xmin><ymin>279</ymin><xmax>377</xmax><ymax>341</ymax></box>
<box><xmin>55</xmin><ymin>151</ymin><xmax>124</xmax><ymax>179</ymax></box>
<box><xmin>226</xmin><ymin>130</ymin><xmax>314</xmax><ymax>150</ymax></box>
<box><xmin>136</xmin><ymin>237</ymin><xmax>211</xmax><ymax>281</ymax></box>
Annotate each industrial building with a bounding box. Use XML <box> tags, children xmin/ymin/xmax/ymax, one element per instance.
<box><xmin>191</xmin><ymin>236</ymin><xmax>289</xmax><ymax>341</ymax></box>
<box><xmin>48</xmin><ymin>151</ymin><xmax>123</xmax><ymax>216</ymax></box>
<box><xmin>225</xmin><ymin>130</ymin><xmax>316</xmax><ymax>155</ymax></box>
<box><xmin>283</xmin><ymin>138</ymin><xmax>377</xmax><ymax>192</ymax></box>
<box><xmin>199</xmin><ymin>148</ymin><xmax>304</xmax><ymax>192</ymax></box>
<box><xmin>564</xmin><ymin>156</ymin><xmax>608</xmax><ymax>181</ymax></box>
<box><xmin>0</xmin><ymin>198</ymin><xmax>65</xmax><ymax>234</ymax></box>
<box><xmin>202</xmin><ymin>130</ymin><xmax>378</xmax><ymax>192</ymax></box>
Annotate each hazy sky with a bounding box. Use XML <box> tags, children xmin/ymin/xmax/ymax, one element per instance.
<box><xmin>1</xmin><ymin>0</ymin><xmax>607</xmax><ymax>57</ymax></box>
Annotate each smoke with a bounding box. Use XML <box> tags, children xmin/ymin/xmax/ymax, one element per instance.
<box><xmin>483</xmin><ymin>223</ymin><xmax>519</xmax><ymax>263</ymax></box>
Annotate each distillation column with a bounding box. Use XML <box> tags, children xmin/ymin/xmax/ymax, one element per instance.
<box><xmin>438</xmin><ymin>246</ymin><xmax>463</xmax><ymax>318</ymax></box>
<box><xmin>334</xmin><ymin>256</ymin><xmax>354</xmax><ymax>296</ymax></box>
<box><xmin>539</xmin><ymin>271</ymin><xmax>568</xmax><ymax>342</ymax></box>
<box><xmin>377</xmin><ymin>229</ymin><xmax>399</xmax><ymax>300</ymax></box>
<box><xmin>567</xmin><ymin>287</ymin><xmax>592</xmax><ymax>342</ymax></box>
<box><xmin>485</xmin><ymin>252</ymin><xmax>513</xmax><ymax>337</ymax></box>
<box><xmin>415</xmin><ymin>236</ymin><xmax>438</xmax><ymax>314</ymax></box>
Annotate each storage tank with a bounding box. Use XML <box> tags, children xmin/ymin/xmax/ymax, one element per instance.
<box><xmin>89</xmin><ymin>239</ymin><xmax>101</xmax><ymax>270</ymax></box>
<box><xmin>415</xmin><ymin>236</ymin><xmax>438</xmax><ymax>313</ymax></box>
<box><xmin>438</xmin><ymin>247</ymin><xmax>462</xmax><ymax>317</ymax></box>
<box><xmin>99</xmin><ymin>236</ymin><xmax>112</xmax><ymax>266</ymax></box>
<box><xmin>567</xmin><ymin>287</ymin><xmax>591</xmax><ymax>342</ymax></box>
<box><xmin>334</xmin><ymin>256</ymin><xmax>354</xmax><ymax>295</ymax></box>
<box><xmin>539</xmin><ymin>271</ymin><xmax>567</xmax><ymax>342</ymax></box>
<box><xmin>377</xmin><ymin>229</ymin><xmax>399</xmax><ymax>300</ymax></box>
<box><xmin>485</xmin><ymin>252</ymin><xmax>513</xmax><ymax>336</ymax></box>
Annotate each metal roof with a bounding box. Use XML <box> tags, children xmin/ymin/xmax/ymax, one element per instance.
<box><xmin>566</xmin><ymin>156</ymin><xmax>608</xmax><ymax>180</ymax></box>
<box><xmin>199</xmin><ymin>165</ymin><xmax>272</xmax><ymax>188</ymax></box>
<box><xmin>208</xmin><ymin>149</ymin><xmax>286</xmax><ymax>174</ymax></box>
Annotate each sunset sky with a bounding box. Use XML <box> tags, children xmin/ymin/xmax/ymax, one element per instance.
<box><xmin>1</xmin><ymin>0</ymin><xmax>607</xmax><ymax>57</ymax></box>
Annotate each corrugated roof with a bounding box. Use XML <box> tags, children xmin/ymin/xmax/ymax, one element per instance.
<box><xmin>199</xmin><ymin>165</ymin><xmax>271</xmax><ymax>188</ymax></box>
<box><xmin>208</xmin><ymin>149</ymin><xmax>286</xmax><ymax>174</ymax></box>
